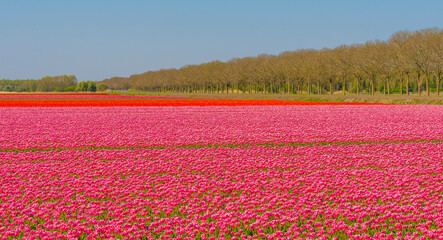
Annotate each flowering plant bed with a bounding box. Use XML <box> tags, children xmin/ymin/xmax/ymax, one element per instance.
<box><xmin>0</xmin><ymin>94</ymin><xmax>442</xmax><ymax>239</ymax></box>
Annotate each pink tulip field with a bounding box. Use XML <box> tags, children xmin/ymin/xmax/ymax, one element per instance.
<box><xmin>1</xmin><ymin>102</ymin><xmax>443</xmax><ymax>239</ymax></box>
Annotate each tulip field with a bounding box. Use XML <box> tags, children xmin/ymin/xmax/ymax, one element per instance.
<box><xmin>1</xmin><ymin>94</ymin><xmax>443</xmax><ymax>240</ymax></box>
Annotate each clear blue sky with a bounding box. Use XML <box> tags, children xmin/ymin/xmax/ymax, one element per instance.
<box><xmin>1</xmin><ymin>0</ymin><xmax>441</xmax><ymax>81</ymax></box>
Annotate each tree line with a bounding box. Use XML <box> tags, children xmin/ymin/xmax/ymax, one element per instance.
<box><xmin>102</xmin><ymin>28</ymin><xmax>442</xmax><ymax>95</ymax></box>
<box><xmin>0</xmin><ymin>75</ymin><xmax>77</xmax><ymax>92</ymax></box>
<box><xmin>0</xmin><ymin>75</ymin><xmax>108</xmax><ymax>92</ymax></box>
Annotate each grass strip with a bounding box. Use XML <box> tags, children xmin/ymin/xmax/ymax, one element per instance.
<box><xmin>0</xmin><ymin>139</ymin><xmax>442</xmax><ymax>153</ymax></box>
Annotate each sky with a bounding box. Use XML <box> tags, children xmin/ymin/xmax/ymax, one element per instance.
<box><xmin>0</xmin><ymin>0</ymin><xmax>442</xmax><ymax>82</ymax></box>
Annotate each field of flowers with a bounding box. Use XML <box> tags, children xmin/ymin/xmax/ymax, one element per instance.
<box><xmin>1</xmin><ymin>94</ymin><xmax>443</xmax><ymax>239</ymax></box>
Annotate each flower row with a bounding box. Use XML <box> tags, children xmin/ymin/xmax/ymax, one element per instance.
<box><xmin>1</xmin><ymin>105</ymin><xmax>442</xmax><ymax>151</ymax></box>
<box><xmin>0</xmin><ymin>99</ymin><xmax>379</xmax><ymax>107</ymax></box>
<box><xmin>0</xmin><ymin>93</ymin><xmax>182</xmax><ymax>100</ymax></box>
<box><xmin>0</xmin><ymin>143</ymin><xmax>442</xmax><ymax>239</ymax></box>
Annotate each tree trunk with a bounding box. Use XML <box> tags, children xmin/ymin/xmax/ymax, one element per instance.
<box><xmin>438</xmin><ymin>75</ymin><xmax>441</xmax><ymax>95</ymax></box>
<box><xmin>387</xmin><ymin>79</ymin><xmax>390</xmax><ymax>95</ymax></box>
<box><xmin>417</xmin><ymin>73</ymin><xmax>421</xmax><ymax>96</ymax></box>
<box><xmin>371</xmin><ymin>79</ymin><xmax>374</xmax><ymax>95</ymax></box>
<box><xmin>400</xmin><ymin>75</ymin><xmax>403</xmax><ymax>95</ymax></box>
<box><xmin>343</xmin><ymin>78</ymin><xmax>346</xmax><ymax>96</ymax></box>
<box><xmin>290</xmin><ymin>81</ymin><xmax>293</xmax><ymax>94</ymax></box>
<box><xmin>383</xmin><ymin>80</ymin><xmax>386</xmax><ymax>95</ymax></box>
<box><xmin>286</xmin><ymin>79</ymin><xmax>291</xmax><ymax>94</ymax></box>
<box><xmin>406</xmin><ymin>74</ymin><xmax>409</xmax><ymax>95</ymax></box>
<box><xmin>330</xmin><ymin>82</ymin><xmax>333</xmax><ymax>95</ymax></box>
<box><xmin>356</xmin><ymin>81</ymin><xmax>359</xmax><ymax>95</ymax></box>
<box><xmin>426</xmin><ymin>75</ymin><xmax>430</xmax><ymax>96</ymax></box>
<box><xmin>317</xmin><ymin>80</ymin><xmax>320</xmax><ymax>94</ymax></box>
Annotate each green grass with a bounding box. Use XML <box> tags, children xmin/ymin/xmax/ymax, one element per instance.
<box><xmin>111</xmin><ymin>91</ymin><xmax>443</xmax><ymax>104</ymax></box>
<box><xmin>1</xmin><ymin>139</ymin><xmax>442</xmax><ymax>154</ymax></box>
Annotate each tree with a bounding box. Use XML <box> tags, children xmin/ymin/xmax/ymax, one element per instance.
<box><xmin>98</xmin><ymin>28</ymin><xmax>441</xmax><ymax>96</ymax></box>
<box><xmin>410</xmin><ymin>29</ymin><xmax>435</xmax><ymax>95</ymax></box>
<box><xmin>76</xmin><ymin>82</ymin><xmax>87</xmax><ymax>92</ymax></box>
<box><xmin>335</xmin><ymin>46</ymin><xmax>354</xmax><ymax>95</ymax></box>
<box><xmin>377</xmin><ymin>42</ymin><xmax>397</xmax><ymax>95</ymax></box>
<box><xmin>87</xmin><ymin>81</ymin><xmax>97</xmax><ymax>92</ymax></box>
<box><xmin>428</xmin><ymin>29</ymin><xmax>443</xmax><ymax>95</ymax></box>
<box><xmin>97</xmin><ymin>83</ymin><xmax>108</xmax><ymax>92</ymax></box>
<box><xmin>389</xmin><ymin>30</ymin><xmax>413</xmax><ymax>95</ymax></box>
<box><xmin>349</xmin><ymin>45</ymin><xmax>366</xmax><ymax>94</ymax></box>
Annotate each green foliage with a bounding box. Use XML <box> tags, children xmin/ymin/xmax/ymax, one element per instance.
<box><xmin>87</xmin><ymin>81</ymin><xmax>97</xmax><ymax>92</ymax></box>
<box><xmin>76</xmin><ymin>81</ymin><xmax>87</xmax><ymax>92</ymax></box>
<box><xmin>37</xmin><ymin>75</ymin><xmax>77</xmax><ymax>92</ymax></box>
<box><xmin>0</xmin><ymin>79</ymin><xmax>38</xmax><ymax>92</ymax></box>
<box><xmin>64</xmin><ymin>86</ymin><xmax>76</xmax><ymax>92</ymax></box>
<box><xmin>97</xmin><ymin>83</ymin><xmax>108</xmax><ymax>91</ymax></box>
<box><xmin>75</xmin><ymin>81</ymin><xmax>97</xmax><ymax>92</ymax></box>
<box><xmin>0</xmin><ymin>75</ymin><xmax>77</xmax><ymax>92</ymax></box>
